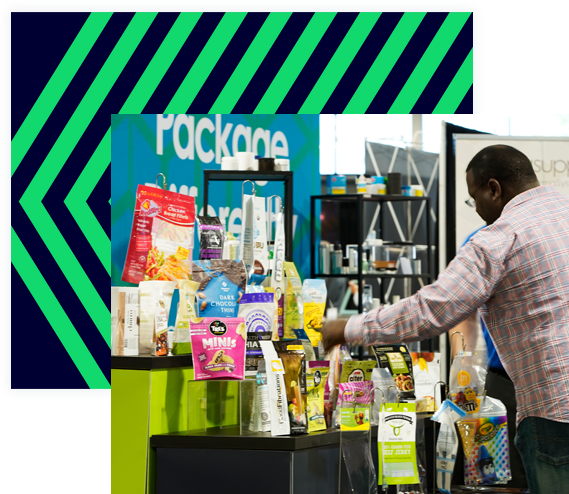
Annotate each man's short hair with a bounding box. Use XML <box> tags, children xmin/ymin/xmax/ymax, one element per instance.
<box><xmin>466</xmin><ymin>145</ymin><xmax>538</xmax><ymax>188</ymax></box>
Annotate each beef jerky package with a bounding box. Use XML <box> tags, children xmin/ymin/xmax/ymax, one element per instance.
<box><xmin>197</xmin><ymin>216</ymin><xmax>224</xmax><ymax>260</ymax></box>
<box><xmin>122</xmin><ymin>185</ymin><xmax>195</xmax><ymax>284</ymax></box>
<box><xmin>273</xmin><ymin>340</ymin><xmax>308</xmax><ymax>434</ymax></box>
<box><xmin>191</xmin><ymin>260</ymin><xmax>247</xmax><ymax>318</ymax></box>
<box><xmin>372</xmin><ymin>344</ymin><xmax>416</xmax><ymax>400</ymax></box>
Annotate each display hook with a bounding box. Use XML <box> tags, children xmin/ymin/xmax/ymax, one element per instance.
<box><xmin>450</xmin><ymin>331</ymin><xmax>466</xmax><ymax>353</ymax></box>
<box><xmin>155</xmin><ymin>173</ymin><xmax>167</xmax><ymax>190</ymax></box>
<box><xmin>242</xmin><ymin>180</ymin><xmax>256</xmax><ymax>198</ymax></box>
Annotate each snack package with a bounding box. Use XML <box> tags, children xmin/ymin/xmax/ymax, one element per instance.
<box><xmin>371</xmin><ymin>367</ymin><xmax>398</xmax><ymax>426</ymax></box>
<box><xmin>271</xmin><ymin>208</ymin><xmax>286</xmax><ymax>284</ymax></box>
<box><xmin>190</xmin><ymin>317</ymin><xmax>246</xmax><ymax>380</ymax></box>
<box><xmin>302</xmin><ymin>279</ymin><xmax>327</xmax><ymax>347</ymax></box>
<box><xmin>191</xmin><ymin>260</ymin><xmax>247</xmax><ymax>318</ymax></box>
<box><xmin>338</xmin><ymin>381</ymin><xmax>373</xmax><ymax>431</ymax></box>
<box><xmin>307</xmin><ymin>361</ymin><xmax>330</xmax><ymax>432</ymax></box>
<box><xmin>325</xmin><ymin>344</ymin><xmax>352</xmax><ymax>428</ymax></box>
<box><xmin>432</xmin><ymin>399</ymin><xmax>467</xmax><ymax>493</ymax></box>
<box><xmin>197</xmin><ymin>216</ymin><xmax>224</xmax><ymax>260</ymax></box>
<box><xmin>269</xmin><ymin>274</ymin><xmax>285</xmax><ymax>339</ymax></box>
<box><xmin>139</xmin><ymin>281</ymin><xmax>176</xmax><ymax>355</ymax></box>
<box><xmin>172</xmin><ymin>280</ymin><xmax>200</xmax><ymax>355</ymax></box>
<box><xmin>263</xmin><ymin>287</ymin><xmax>280</xmax><ymax>340</ymax></box>
<box><xmin>241</xmin><ymin>195</ymin><xmax>269</xmax><ymax>285</ymax></box>
<box><xmin>411</xmin><ymin>352</ymin><xmax>441</xmax><ymax>413</ymax></box>
<box><xmin>372</xmin><ymin>344</ymin><xmax>416</xmax><ymax>399</ymax></box>
<box><xmin>273</xmin><ymin>340</ymin><xmax>308</xmax><ymax>435</ymax></box>
<box><xmin>111</xmin><ymin>287</ymin><xmax>118</xmax><ymax>356</ymax></box>
<box><xmin>456</xmin><ymin>397</ymin><xmax>512</xmax><ymax>486</ymax></box>
<box><xmin>283</xmin><ymin>262</ymin><xmax>303</xmax><ymax>340</ymax></box>
<box><xmin>340</xmin><ymin>360</ymin><xmax>376</xmax><ymax>384</ymax></box>
<box><xmin>122</xmin><ymin>185</ymin><xmax>195</xmax><ymax>284</ymax></box>
<box><xmin>449</xmin><ymin>344</ymin><xmax>488</xmax><ymax>415</ymax></box>
<box><xmin>378</xmin><ymin>402</ymin><xmax>420</xmax><ymax>485</ymax></box>
<box><xmin>238</xmin><ymin>292</ymin><xmax>275</xmax><ymax>378</ymax></box>
<box><xmin>116</xmin><ymin>287</ymin><xmax>140</xmax><ymax>356</ymax></box>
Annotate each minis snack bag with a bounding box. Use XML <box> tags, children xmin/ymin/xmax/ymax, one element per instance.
<box><xmin>122</xmin><ymin>185</ymin><xmax>195</xmax><ymax>284</ymax></box>
<box><xmin>191</xmin><ymin>260</ymin><xmax>247</xmax><ymax>318</ymax></box>
<box><xmin>190</xmin><ymin>318</ymin><xmax>246</xmax><ymax>380</ymax></box>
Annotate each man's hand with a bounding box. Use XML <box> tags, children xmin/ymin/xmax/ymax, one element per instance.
<box><xmin>321</xmin><ymin>319</ymin><xmax>349</xmax><ymax>353</ymax></box>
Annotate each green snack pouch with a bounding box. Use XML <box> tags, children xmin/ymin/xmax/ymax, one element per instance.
<box><xmin>340</xmin><ymin>360</ymin><xmax>376</xmax><ymax>384</ymax></box>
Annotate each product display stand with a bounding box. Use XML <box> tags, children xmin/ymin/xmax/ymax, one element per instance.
<box><xmin>203</xmin><ymin>170</ymin><xmax>294</xmax><ymax>260</ymax></box>
<box><xmin>186</xmin><ymin>379</ymin><xmax>255</xmax><ymax>435</ymax></box>
<box><xmin>111</xmin><ymin>355</ymin><xmax>194</xmax><ymax>494</ymax></box>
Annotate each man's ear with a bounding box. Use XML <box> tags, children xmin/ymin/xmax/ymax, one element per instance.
<box><xmin>488</xmin><ymin>178</ymin><xmax>502</xmax><ymax>200</ymax></box>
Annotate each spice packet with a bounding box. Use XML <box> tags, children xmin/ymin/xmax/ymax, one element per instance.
<box><xmin>372</xmin><ymin>344</ymin><xmax>416</xmax><ymax>399</ymax></box>
<box><xmin>302</xmin><ymin>279</ymin><xmax>327</xmax><ymax>347</ymax></box>
<box><xmin>378</xmin><ymin>402</ymin><xmax>420</xmax><ymax>485</ymax></box>
<box><xmin>338</xmin><ymin>381</ymin><xmax>373</xmax><ymax>431</ymax></box>
<box><xmin>191</xmin><ymin>260</ymin><xmax>247</xmax><ymax>318</ymax></box>
<box><xmin>340</xmin><ymin>360</ymin><xmax>376</xmax><ymax>384</ymax></box>
<box><xmin>139</xmin><ymin>281</ymin><xmax>176</xmax><ymax>355</ymax></box>
<box><xmin>122</xmin><ymin>185</ymin><xmax>195</xmax><ymax>284</ymax></box>
<box><xmin>273</xmin><ymin>340</ymin><xmax>308</xmax><ymax>435</ymax></box>
<box><xmin>172</xmin><ymin>280</ymin><xmax>200</xmax><ymax>355</ymax></box>
<box><xmin>307</xmin><ymin>361</ymin><xmax>330</xmax><ymax>432</ymax></box>
<box><xmin>411</xmin><ymin>352</ymin><xmax>441</xmax><ymax>413</ymax></box>
<box><xmin>190</xmin><ymin>317</ymin><xmax>246</xmax><ymax>380</ymax></box>
<box><xmin>456</xmin><ymin>397</ymin><xmax>511</xmax><ymax>486</ymax></box>
<box><xmin>238</xmin><ymin>292</ymin><xmax>275</xmax><ymax>378</ymax></box>
<box><xmin>116</xmin><ymin>287</ymin><xmax>140</xmax><ymax>356</ymax></box>
<box><xmin>197</xmin><ymin>216</ymin><xmax>224</xmax><ymax>260</ymax></box>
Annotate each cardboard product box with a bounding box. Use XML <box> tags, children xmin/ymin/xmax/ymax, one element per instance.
<box><xmin>326</xmin><ymin>175</ymin><xmax>347</xmax><ymax>195</ymax></box>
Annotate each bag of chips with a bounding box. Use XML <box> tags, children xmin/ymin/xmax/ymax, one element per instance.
<box><xmin>190</xmin><ymin>318</ymin><xmax>247</xmax><ymax>380</ymax></box>
<box><xmin>122</xmin><ymin>185</ymin><xmax>195</xmax><ymax>284</ymax></box>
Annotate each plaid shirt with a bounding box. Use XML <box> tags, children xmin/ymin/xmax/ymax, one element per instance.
<box><xmin>345</xmin><ymin>185</ymin><xmax>569</xmax><ymax>427</ymax></box>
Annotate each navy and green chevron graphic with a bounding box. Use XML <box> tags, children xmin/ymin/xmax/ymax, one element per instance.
<box><xmin>11</xmin><ymin>12</ymin><xmax>473</xmax><ymax>389</ymax></box>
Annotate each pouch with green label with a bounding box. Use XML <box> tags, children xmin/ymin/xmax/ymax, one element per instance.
<box><xmin>306</xmin><ymin>361</ymin><xmax>330</xmax><ymax>432</ymax></box>
<box><xmin>378</xmin><ymin>402</ymin><xmax>419</xmax><ymax>486</ymax></box>
<box><xmin>338</xmin><ymin>381</ymin><xmax>373</xmax><ymax>431</ymax></box>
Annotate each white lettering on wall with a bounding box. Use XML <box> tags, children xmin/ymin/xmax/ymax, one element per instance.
<box><xmin>173</xmin><ymin>114</ymin><xmax>195</xmax><ymax>160</ymax></box>
<box><xmin>195</xmin><ymin>117</ymin><xmax>215</xmax><ymax>163</ymax></box>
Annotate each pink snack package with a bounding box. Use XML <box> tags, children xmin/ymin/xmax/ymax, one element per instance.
<box><xmin>190</xmin><ymin>317</ymin><xmax>247</xmax><ymax>380</ymax></box>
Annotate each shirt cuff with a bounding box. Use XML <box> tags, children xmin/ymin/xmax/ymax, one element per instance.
<box><xmin>345</xmin><ymin>312</ymin><xmax>368</xmax><ymax>346</ymax></box>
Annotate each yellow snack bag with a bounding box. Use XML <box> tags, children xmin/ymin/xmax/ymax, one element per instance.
<box><xmin>307</xmin><ymin>361</ymin><xmax>330</xmax><ymax>432</ymax></box>
<box><xmin>302</xmin><ymin>279</ymin><xmax>327</xmax><ymax>347</ymax></box>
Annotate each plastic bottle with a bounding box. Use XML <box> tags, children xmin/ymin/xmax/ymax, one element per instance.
<box><xmin>362</xmin><ymin>285</ymin><xmax>373</xmax><ymax>313</ymax></box>
<box><xmin>362</xmin><ymin>252</ymin><xmax>369</xmax><ymax>274</ymax></box>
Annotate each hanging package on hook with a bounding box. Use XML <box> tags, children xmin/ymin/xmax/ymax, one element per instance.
<box><xmin>122</xmin><ymin>180</ymin><xmax>195</xmax><ymax>284</ymax></box>
<box><xmin>456</xmin><ymin>396</ymin><xmax>512</xmax><ymax>486</ymax></box>
<box><xmin>378</xmin><ymin>401</ymin><xmax>420</xmax><ymax>486</ymax></box>
<box><xmin>449</xmin><ymin>331</ymin><xmax>488</xmax><ymax>415</ymax></box>
<box><xmin>431</xmin><ymin>399</ymin><xmax>467</xmax><ymax>494</ymax></box>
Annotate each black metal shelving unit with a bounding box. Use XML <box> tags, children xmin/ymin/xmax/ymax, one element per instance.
<box><xmin>310</xmin><ymin>194</ymin><xmax>433</xmax><ymax>313</ymax></box>
<box><xmin>203</xmin><ymin>170</ymin><xmax>294</xmax><ymax>261</ymax></box>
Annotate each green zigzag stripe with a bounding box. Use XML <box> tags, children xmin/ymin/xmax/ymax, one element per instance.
<box><xmin>344</xmin><ymin>12</ymin><xmax>426</xmax><ymax>113</ymax></box>
<box><xmin>299</xmin><ymin>12</ymin><xmax>381</xmax><ymax>114</ymax></box>
<box><xmin>20</xmin><ymin>13</ymin><xmax>157</xmax><ymax>371</ymax></box>
<box><xmin>434</xmin><ymin>48</ymin><xmax>473</xmax><ymax>113</ymax></box>
<box><xmin>11</xmin><ymin>13</ymin><xmax>112</xmax><ymax>177</ymax></box>
<box><xmin>254</xmin><ymin>12</ymin><xmax>336</xmax><ymax>113</ymax></box>
<box><xmin>209</xmin><ymin>12</ymin><xmax>292</xmax><ymax>113</ymax></box>
<box><xmin>12</xmin><ymin>228</ymin><xmax>109</xmax><ymax>388</ymax></box>
<box><xmin>388</xmin><ymin>12</ymin><xmax>471</xmax><ymax>113</ymax></box>
<box><xmin>166</xmin><ymin>12</ymin><xmax>247</xmax><ymax>113</ymax></box>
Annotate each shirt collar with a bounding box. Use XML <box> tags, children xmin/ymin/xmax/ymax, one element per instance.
<box><xmin>502</xmin><ymin>184</ymin><xmax>557</xmax><ymax>215</ymax></box>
